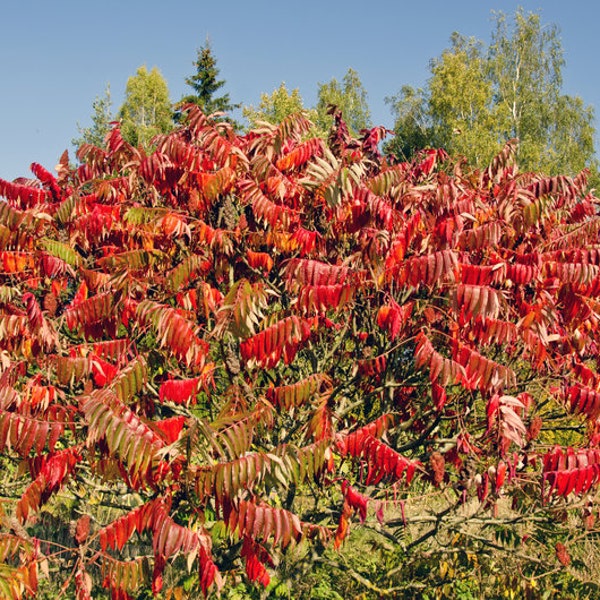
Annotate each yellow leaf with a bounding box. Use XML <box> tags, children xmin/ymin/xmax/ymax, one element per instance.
<box><xmin>22</xmin><ymin>339</ymin><xmax>32</xmax><ymax>360</ymax></box>
<box><xmin>439</xmin><ymin>561</ymin><xmax>448</xmax><ymax>579</ymax></box>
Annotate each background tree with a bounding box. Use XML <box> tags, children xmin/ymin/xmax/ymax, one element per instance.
<box><xmin>72</xmin><ymin>84</ymin><xmax>113</xmax><ymax>149</ymax></box>
<box><xmin>242</xmin><ymin>82</ymin><xmax>312</xmax><ymax>129</ymax></box>
<box><xmin>488</xmin><ymin>9</ymin><xmax>597</xmax><ymax>175</ymax></box>
<box><xmin>387</xmin><ymin>36</ymin><xmax>496</xmax><ymax>164</ymax></box>
<box><xmin>118</xmin><ymin>65</ymin><xmax>173</xmax><ymax>147</ymax></box>
<box><xmin>244</xmin><ymin>69</ymin><xmax>371</xmax><ymax>139</ymax></box>
<box><xmin>315</xmin><ymin>68</ymin><xmax>371</xmax><ymax>137</ymax></box>
<box><xmin>427</xmin><ymin>33</ymin><xmax>498</xmax><ymax>165</ymax></box>
<box><xmin>383</xmin><ymin>85</ymin><xmax>431</xmax><ymax>162</ymax></box>
<box><xmin>179</xmin><ymin>40</ymin><xmax>240</xmax><ymax>119</ymax></box>
<box><xmin>386</xmin><ymin>9</ymin><xmax>598</xmax><ymax>177</ymax></box>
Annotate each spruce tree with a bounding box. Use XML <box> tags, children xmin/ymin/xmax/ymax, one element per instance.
<box><xmin>180</xmin><ymin>40</ymin><xmax>240</xmax><ymax>119</ymax></box>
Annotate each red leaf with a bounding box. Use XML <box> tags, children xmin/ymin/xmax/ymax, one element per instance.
<box><xmin>159</xmin><ymin>377</ymin><xmax>200</xmax><ymax>405</ymax></box>
<box><xmin>224</xmin><ymin>500</ymin><xmax>302</xmax><ymax>548</ymax></box>
<box><xmin>152</xmin><ymin>554</ymin><xmax>165</xmax><ymax>595</ymax></box>
<box><xmin>341</xmin><ymin>480</ymin><xmax>368</xmax><ymax>522</ymax></box>
<box><xmin>338</xmin><ymin>431</ymin><xmax>420</xmax><ymax>486</ymax></box>
<box><xmin>542</xmin><ymin>446</ymin><xmax>600</xmax><ymax>498</ymax></box>
<box><xmin>91</xmin><ymin>355</ymin><xmax>119</xmax><ymax>387</ymax></box>
<box><xmin>199</xmin><ymin>546</ymin><xmax>222</xmax><ymax>595</ymax></box>
<box><xmin>334</xmin><ymin>505</ymin><xmax>351</xmax><ymax>550</ymax></box>
<box><xmin>377</xmin><ymin>300</ymin><xmax>413</xmax><ymax>341</ymax></box>
<box><xmin>16</xmin><ymin>447</ymin><xmax>81</xmax><ymax>522</ymax></box>
<box><xmin>241</xmin><ymin>537</ymin><xmax>271</xmax><ymax>587</ymax></box>
<box><xmin>153</xmin><ymin>416</ymin><xmax>186</xmax><ymax>444</ymax></box>
<box><xmin>75</xmin><ymin>515</ymin><xmax>91</xmax><ymax>544</ymax></box>
<box><xmin>240</xmin><ymin>315</ymin><xmax>314</xmax><ymax>369</ymax></box>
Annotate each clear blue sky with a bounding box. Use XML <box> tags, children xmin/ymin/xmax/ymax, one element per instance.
<box><xmin>1</xmin><ymin>0</ymin><xmax>598</xmax><ymax>181</ymax></box>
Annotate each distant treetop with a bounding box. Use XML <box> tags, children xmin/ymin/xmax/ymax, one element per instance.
<box><xmin>118</xmin><ymin>65</ymin><xmax>173</xmax><ymax>147</ymax></box>
<box><xmin>179</xmin><ymin>39</ymin><xmax>240</xmax><ymax>119</ymax></box>
<box><xmin>385</xmin><ymin>8</ymin><xmax>598</xmax><ymax>179</ymax></box>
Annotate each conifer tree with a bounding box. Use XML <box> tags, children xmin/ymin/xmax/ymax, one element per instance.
<box><xmin>180</xmin><ymin>40</ymin><xmax>240</xmax><ymax>119</ymax></box>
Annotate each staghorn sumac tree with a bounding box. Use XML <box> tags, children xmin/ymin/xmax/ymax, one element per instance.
<box><xmin>1</xmin><ymin>107</ymin><xmax>600</xmax><ymax>598</ymax></box>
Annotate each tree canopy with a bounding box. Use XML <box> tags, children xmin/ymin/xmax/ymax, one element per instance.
<box><xmin>72</xmin><ymin>84</ymin><xmax>114</xmax><ymax>150</ymax></box>
<box><xmin>118</xmin><ymin>65</ymin><xmax>173</xmax><ymax>147</ymax></box>
<box><xmin>242</xmin><ymin>82</ymin><xmax>310</xmax><ymax>129</ymax></box>
<box><xmin>72</xmin><ymin>9</ymin><xmax>597</xmax><ymax>179</ymax></box>
<box><xmin>4</xmin><ymin>8</ymin><xmax>600</xmax><ymax>598</ymax></box>
<box><xmin>179</xmin><ymin>40</ymin><xmax>240</xmax><ymax>119</ymax></box>
<box><xmin>386</xmin><ymin>9</ymin><xmax>598</xmax><ymax>177</ymax></box>
<box><xmin>242</xmin><ymin>69</ymin><xmax>371</xmax><ymax>140</ymax></box>
<box><xmin>315</xmin><ymin>68</ymin><xmax>371</xmax><ymax>137</ymax></box>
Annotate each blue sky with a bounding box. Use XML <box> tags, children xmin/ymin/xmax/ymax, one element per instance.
<box><xmin>1</xmin><ymin>0</ymin><xmax>598</xmax><ymax>180</ymax></box>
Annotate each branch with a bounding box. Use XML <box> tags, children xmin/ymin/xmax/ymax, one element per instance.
<box><xmin>313</xmin><ymin>557</ymin><xmax>424</xmax><ymax>596</ymax></box>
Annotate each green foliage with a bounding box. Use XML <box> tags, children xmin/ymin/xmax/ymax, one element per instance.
<box><xmin>118</xmin><ymin>65</ymin><xmax>173</xmax><ymax>147</ymax></box>
<box><xmin>72</xmin><ymin>83</ymin><xmax>114</xmax><ymax>149</ymax></box>
<box><xmin>382</xmin><ymin>85</ymin><xmax>430</xmax><ymax>162</ymax></box>
<box><xmin>315</xmin><ymin>68</ymin><xmax>371</xmax><ymax>137</ymax></box>
<box><xmin>180</xmin><ymin>40</ymin><xmax>240</xmax><ymax>119</ymax></box>
<box><xmin>243</xmin><ymin>68</ymin><xmax>371</xmax><ymax>140</ymax></box>
<box><xmin>488</xmin><ymin>9</ymin><xmax>596</xmax><ymax>175</ymax></box>
<box><xmin>427</xmin><ymin>33</ymin><xmax>498</xmax><ymax>164</ymax></box>
<box><xmin>386</xmin><ymin>9</ymin><xmax>598</xmax><ymax>177</ymax></box>
<box><xmin>243</xmin><ymin>82</ymin><xmax>313</xmax><ymax>129</ymax></box>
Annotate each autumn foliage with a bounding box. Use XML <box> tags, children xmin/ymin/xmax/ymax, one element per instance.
<box><xmin>1</xmin><ymin>106</ymin><xmax>600</xmax><ymax>597</ymax></box>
